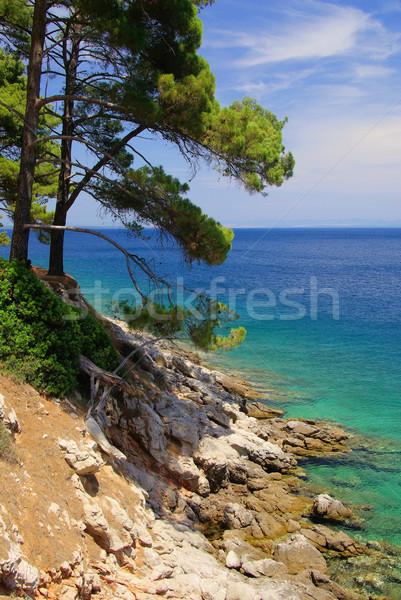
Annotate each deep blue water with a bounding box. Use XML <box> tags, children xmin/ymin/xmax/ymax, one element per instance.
<box><xmin>2</xmin><ymin>227</ymin><xmax>401</xmax><ymax>544</ymax></box>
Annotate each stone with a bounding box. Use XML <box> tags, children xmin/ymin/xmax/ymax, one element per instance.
<box><xmin>312</xmin><ymin>494</ymin><xmax>352</xmax><ymax>521</ymax></box>
<box><xmin>242</xmin><ymin>558</ymin><xmax>288</xmax><ymax>578</ymax></box>
<box><xmin>60</xmin><ymin>561</ymin><xmax>72</xmax><ymax>577</ymax></box>
<box><xmin>0</xmin><ymin>394</ymin><xmax>5</xmax><ymax>420</ymax></box>
<box><xmin>226</xmin><ymin>550</ymin><xmax>241</xmax><ymax>569</ymax></box>
<box><xmin>4</xmin><ymin>407</ymin><xmax>21</xmax><ymax>434</ymax></box>
<box><xmin>228</xmin><ymin>459</ymin><xmax>248</xmax><ymax>484</ymax></box>
<box><xmin>78</xmin><ymin>494</ymin><xmax>128</xmax><ymax>553</ymax></box>
<box><xmin>58</xmin><ymin>439</ymin><xmax>103</xmax><ymax>475</ymax></box>
<box><xmin>102</xmin><ymin>496</ymin><xmax>135</xmax><ymax>536</ymax></box>
<box><xmin>248</xmin><ymin>441</ymin><xmax>297</xmax><ymax>473</ymax></box>
<box><xmin>213</xmin><ymin>371</ymin><xmax>252</xmax><ymax>398</ymax></box>
<box><xmin>226</xmin><ymin>581</ymin><xmax>259</xmax><ymax>600</ymax></box>
<box><xmin>0</xmin><ymin>543</ymin><xmax>39</xmax><ymax>592</ymax></box>
<box><xmin>273</xmin><ymin>534</ymin><xmax>327</xmax><ymax>575</ymax></box>
<box><xmin>224</xmin><ymin>503</ymin><xmax>254</xmax><ymax>530</ymax></box>
<box><xmin>300</xmin><ymin>525</ymin><xmax>365</xmax><ymax>555</ymax></box>
<box><xmin>286</xmin><ymin>519</ymin><xmax>301</xmax><ymax>533</ymax></box>
<box><xmin>247</xmin><ymin>402</ymin><xmax>285</xmax><ymax>419</ymax></box>
<box><xmin>58</xmin><ymin>585</ymin><xmax>79</xmax><ymax>600</ymax></box>
<box><xmin>162</xmin><ymin>573</ymin><xmax>203</xmax><ymax>599</ymax></box>
<box><xmin>310</xmin><ymin>570</ymin><xmax>356</xmax><ymax>600</ymax></box>
<box><xmin>0</xmin><ymin>396</ymin><xmax>21</xmax><ymax>434</ymax></box>
<box><xmin>286</xmin><ymin>420</ymin><xmax>319</xmax><ymax>437</ymax></box>
<box><xmin>201</xmin><ymin>578</ymin><xmax>227</xmax><ymax>600</ymax></box>
<box><xmin>150</xmin><ymin>564</ymin><xmax>174</xmax><ymax>580</ymax></box>
<box><xmin>84</xmin><ymin>416</ymin><xmax>127</xmax><ymax>460</ymax></box>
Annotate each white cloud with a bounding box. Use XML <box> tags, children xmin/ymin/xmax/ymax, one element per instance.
<box><xmin>230</xmin><ymin>68</ymin><xmax>317</xmax><ymax>96</ymax></box>
<box><xmin>353</xmin><ymin>65</ymin><xmax>396</xmax><ymax>80</ymax></box>
<box><xmin>207</xmin><ymin>2</ymin><xmax>400</xmax><ymax>67</ymax></box>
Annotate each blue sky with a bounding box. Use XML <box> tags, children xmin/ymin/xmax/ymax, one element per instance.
<box><xmin>51</xmin><ymin>0</ymin><xmax>401</xmax><ymax>226</ymax></box>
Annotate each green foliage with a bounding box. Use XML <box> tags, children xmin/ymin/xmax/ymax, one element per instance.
<box><xmin>77</xmin><ymin>312</ymin><xmax>120</xmax><ymax>370</ymax></box>
<box><xmin>118</xmin><ymin>296</ymin><xmax>246</xmax><ymax>352</ymax></box>
<box><xmin>0</xmin><ymin>48</ymin><xmax>58</xmax><ymax>235</ymax></box>
<box><xmin>0</xmin><ymin>212</ymin><xmax>9</xmax><ymax>245</ymax></box>
<box><xmin>157</xmin><ymin>62</ymin><xmax>218</xmax><ymax>139</ymax></box>
<box><xmin>0</xmin><ymin>0</ymin><xmax>32</xmax><ymax>53</ymax></box>
<box><xmin>0</xmin><ymin>259</ymin><xmax>119</xmax><ymax>396</ymax></box>
<box><xmin>205</xmin><ymin>97</ymin><xmax>295</xmax><ymax>194</ymax></box>
<box><xmin>96</xmin><ymin>165</ymin><xmax>234</xmax><ymax>266</ymax></box>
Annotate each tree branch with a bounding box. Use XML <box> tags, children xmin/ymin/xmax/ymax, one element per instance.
<box><xmin>23</xmin><ymin>224</ymin><xmax>155</xmax><ymax>300</ymax></box>
<box><xmin>65</xmin><ymin>125</ymin><xmax>146</xmax><ymax>211</ymax></box>
<box><xmin>29</xmin><ymin>134</ymin><xmax>128</xmax><ymax>174</ymax></box>
<box><xmin>36</xmin><ymin>94</ymin><xmax>132</xmax><ymax>115</ymax></box>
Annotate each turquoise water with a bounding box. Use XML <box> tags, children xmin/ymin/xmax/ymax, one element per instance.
<box><xmin>2</xmin><ymin>227</ymin><xmax>401</xmax><ymax>544</ymax></box>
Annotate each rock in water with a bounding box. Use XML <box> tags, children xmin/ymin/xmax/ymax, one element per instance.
<box><xmin>312</xmin><ymin>494</ymin><xmax>352</xmax><ymax>521</ymax></box>
<box><xmin>247</xmin><ymin>401</ymin><xmax>285</xmax><ymax>419</ymax></box>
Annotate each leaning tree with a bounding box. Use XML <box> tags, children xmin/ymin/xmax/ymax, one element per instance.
<box><xmin>0</xmin><ymin>0</ymin><xmax>294</xmax><ymax>350</ymax></box>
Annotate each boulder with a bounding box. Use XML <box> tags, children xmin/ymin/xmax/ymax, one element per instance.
<box><xmin>247</xmin><ymin>402</ymin><xmax>285</xmax><ymax>419</ymax></box>
<box><xmin>201</xmin><ymin>578</ymin><xmax>227</xmax><ymax>600</ymax></box>
<box><xmin>84</xmin><ymin>416</ymin><xmax>127</xmax><ymax>460</ymax></box>
<box><xmin>242</xmin><ymin>558</ymin><xmax>288</xmax><ymax>578</ymax></box>
<box><xmin>249</xmin><ymin>441</ymin><xmax>297</xmax><ymax>473</ymax></box>
<box><xmin>312</xmin><ymin>494</ymin><xmax>352</xmax><ymax>521</ymax></box>
<box><xmin>0</xmin><ymin>394</ymin><xmax>4</xmax><ymax>420</ymax></box>
<box><xmin>226</xmin><ymin>581</ymin><xmax>259</xmax><ymax>600</ymax></box>
<box><xmin>300</xmin><ymin>525</ymin><xmax>365</xmax><ymax>556</ymax></box>
<box><xmin>226</xmin><ymin>550</ymin><xmax>241</xmax><ymax>569</ymax></box>
<box><xmin>224</xmin><ymin>503</ymin><xmax>255</xmax><ymax>530</ymax></box>
<box><xmin>58</xmin><ymin>439</ymin><xmax>103</xmax><ymax>475</ymax></box>
<box><xmin>311</xmin><ymin>570</ymin><xmax>357</xmax><ymax>600</ymax></box>
<box><xmin>273</xmin><ymin>534</ymin><xmax>327</xmax><ymax>575</ymax></box>
<box><xmin>4</xmin><ymin>407</ymin><xmax>21</xmax><ymax>434</ymax></box>
<box><xmin>212</xmin><ymin>371</ymin><xmax>252</xmax><ymax>398</ymax></box>
<box><xmin>0</xmin><ymin>395</ymin><xmax>21</xmax><ymax>434</ymax></box>
<box><xmin>286</xmin><ymin>420</ymin><xmax>319</xmax><ymax>437</ymax></box>
<box><xmin>172</xmin><ymin>356</ymin><xmax>195</xmax><ymax>377</ymax></box>
<box><xmin>0</xmin><ymin>542</ymin><xmax>39</xmax><ymax>592</ymax></box>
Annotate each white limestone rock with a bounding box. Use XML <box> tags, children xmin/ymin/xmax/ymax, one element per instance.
<box><xmin>312</xmin><ymin>494</ymin><xmax>352</xmax><ymax>521</ymax></box>
<box><xmin>273</xmin><ymin>534</ymin><xmax>327</xmax><ymax>575</ymax></box>
<box><xmin>58</xmin><ymin>438</ymin><xmax>104</xmax><ymax>475</ymax></box>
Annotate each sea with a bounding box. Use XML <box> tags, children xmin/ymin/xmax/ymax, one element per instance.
<box><xmin>2</xmin><ymin>227</ymin><xmax>401</xmax><ymax>546</ymax></box>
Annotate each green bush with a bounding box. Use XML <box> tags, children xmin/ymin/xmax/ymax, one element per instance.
<box><xmin>0</xmin><ymin>259</ymin><xmax>119</xmax><ymax>396</ymax></box>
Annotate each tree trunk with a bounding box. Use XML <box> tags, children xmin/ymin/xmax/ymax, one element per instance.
<box><xmin>9</xmin><ymin>0</ymin><xmax>47</xmax><ymax>263</ymax></box>
<box><xmin>48</xmin><ymin>19</ymin><xmax>82</xmax><ymax>276</ymax></box>
<box><xmin>47</xmin><ymin>208</ymin><xmax>67</xmax><ymax>275</ymax></box>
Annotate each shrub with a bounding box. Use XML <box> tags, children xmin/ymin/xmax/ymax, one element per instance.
<box><xmin>0</xmin><ymin>259</ymin><xmax>119</xmax><ymax>396</ymax></box>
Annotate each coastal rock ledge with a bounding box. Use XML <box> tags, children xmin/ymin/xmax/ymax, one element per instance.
<box><xmin>0</xmin><ymin>316</ymin><xmax>390</xmax><ymax>600</ymax></box>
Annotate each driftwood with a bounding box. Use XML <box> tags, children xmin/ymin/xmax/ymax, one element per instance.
<box><xmin>79</xmin><ymin>355</ymin><xmax>129</xmax><ymax>460</ymax></box>
<box><xmin>79</xmin><ymin>336</ymin><xmax>169</xmax><ymax>460</ymax></box>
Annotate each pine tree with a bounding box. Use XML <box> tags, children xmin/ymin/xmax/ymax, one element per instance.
<box><xmin>0</xmin><ymin>46</ymin><xmax>58</xmax><ymax>245</ymax></box>
<box><xmin>0</xmin><ymin>0</ymin><xmax>295</xmax><ymax>351</ymax></box>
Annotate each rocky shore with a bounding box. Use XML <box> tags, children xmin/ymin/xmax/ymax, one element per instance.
<box><xmin>0</xmin><ymin>313</ymin><xmax>398</xmax><ymax>599</ymax></box>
